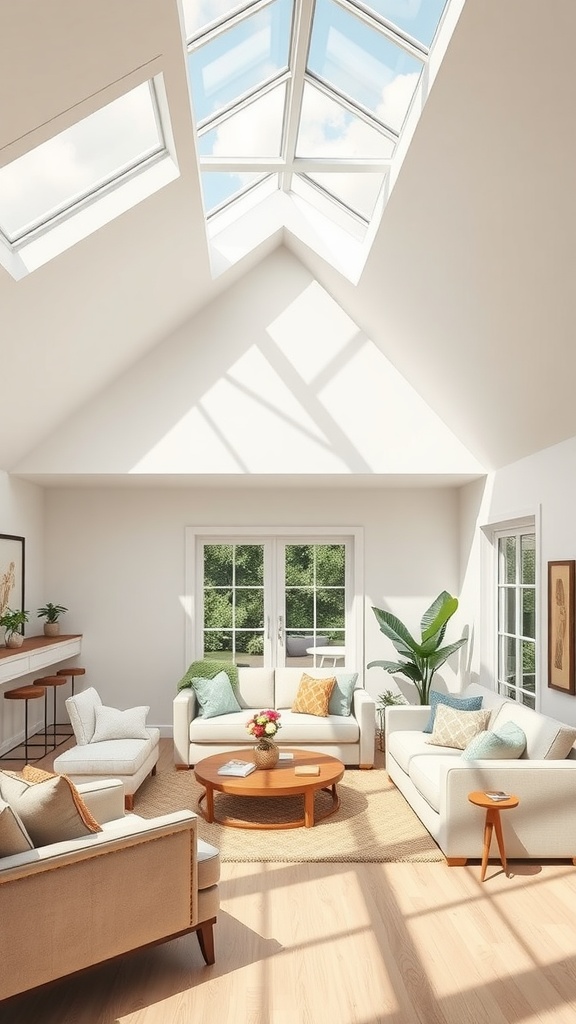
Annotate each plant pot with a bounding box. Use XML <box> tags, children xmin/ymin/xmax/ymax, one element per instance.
<box><xmin>43</xmin><ymin>622</ymin><xmax>60</xmax><ymax>637</ymax></box>
<box><xmin>5</xmin><ymin>633</ymin><xmax>24</xmax><ymax>649</ymax></box>
<box><xmin>253</xmin><ymin>740</ymin><xmax>279</xmax><ymax>770</ymax></box>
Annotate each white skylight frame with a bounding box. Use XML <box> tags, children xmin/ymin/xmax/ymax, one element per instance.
<box><xmin>185</xmin><ymin>0</ymin><xmax>464</xmax><ymax>280</ymax></box>
<box><xmin>0</xmin><ymin>72</ymin><xmax>179</xmax><ymax>281</ymax></box>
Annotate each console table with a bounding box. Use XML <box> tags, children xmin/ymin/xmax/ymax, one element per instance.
<box><xmin>0</xmin><ymin>635</ymin><xmax>82</xmax><ymax>685</ymax></box>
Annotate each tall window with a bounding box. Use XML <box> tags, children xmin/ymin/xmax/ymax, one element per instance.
<box><xmin>496</xmin><ymin>528</ymin><xmax>536</xmax><ymax>707</ymax></box>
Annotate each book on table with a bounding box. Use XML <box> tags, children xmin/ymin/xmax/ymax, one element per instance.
<box><xmin>217</xmin><ymin>759</ymin><xmax>257</xmax><ymax>777</ymax></box>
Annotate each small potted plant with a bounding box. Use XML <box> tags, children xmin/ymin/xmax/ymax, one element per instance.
<box><xmin>0</xmin><ymin>607</ymin><xmax>30</xmax><ymax>648</ymax></box>
<box><xmin>376</xmin><ymin>689</ymin><xmax>408</xmax><ymax>751</ymax></box>
<box><xmin>37</xmin><ymin>602</ymin><xmax>68</xmax><ymax>637</ymax></box>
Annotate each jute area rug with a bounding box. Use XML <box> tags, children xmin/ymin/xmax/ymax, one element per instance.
<box><xmin>134</xmin><ymin>758</ymin><xmax>443</xmax><ymax>864</ymax></box>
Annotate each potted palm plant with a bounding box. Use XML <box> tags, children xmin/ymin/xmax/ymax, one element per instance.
<box><xmin>368</xmin><ymin>591</ymin><xmax>467</xmax><ymax>705</ymax></box>
<box><xmin>37</xmin><ymin>602</ymin><xmax>68</xmax><ymax>637</ymax></box>
<box><xmin>0</xmin><ymin>607</ymin><xmax>29</xmax><ymax>648</ymax></box>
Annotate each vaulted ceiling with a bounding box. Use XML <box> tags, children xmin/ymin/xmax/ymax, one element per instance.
<box><xmin>1</xmin><ymin>0</ymin><xmax>574</xmax><ymax>482</ymax></box>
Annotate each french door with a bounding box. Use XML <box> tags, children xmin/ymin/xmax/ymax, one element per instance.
<box><xmin>186</xmin><ymin>528</ymin><xmax>361</xmax><ymax>670</ymax></box>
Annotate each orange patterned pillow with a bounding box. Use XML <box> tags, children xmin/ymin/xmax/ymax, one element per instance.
<box><xmin>292</xmin><ymin>674</ymin><xmax>336</xmax><ymax>717</ymax></box>
<box><xmin>22</xmin><ymin>764</ymin><xmax>102</xmax><ymax>833</ymax></box>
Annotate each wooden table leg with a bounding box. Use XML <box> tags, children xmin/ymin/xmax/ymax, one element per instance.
<box><xmin>491</xmin><ymin>808</ymin><xmax>508</xmax><ymax>876</ymax></box>
<box><xmin>480</xmin><ymin>812</ymin><xmax>494</xmax><ymax>882</ymax></box>
<box><xmin>304</xmin><ymin>789</ymin><xmax>315</xmax><ymax>828</ymax></box>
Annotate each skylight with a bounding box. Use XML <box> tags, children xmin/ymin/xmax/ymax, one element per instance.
<box><xmin>184</xmin><ymin>0</ymin><xmax>455</xmax><ymax>274</ymax></box>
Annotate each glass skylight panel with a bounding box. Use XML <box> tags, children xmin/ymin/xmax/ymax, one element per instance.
<box><xmin>296</xmin><ymin>82</ymin><xmax>395</xmax><ymax>158</ymax></box>
<box><xmin>0</xmin><ymin>82</ymin><xmax>163</xmax><ymax>243</ymax></box>
<box><xmin>308</xmin><ymin>0</ymin><xmax>424</xmax><ymax>133</ymax></box>
<box><xmin>182</xmin><ymin>0</ymin><xmax>249</xmax><ymax>39</ymax></box>
<box><xmin>353</xmin><ymin>0</ymin><xmax>449</xmax><ymax>48</ymax></box>
<box><xmin>201</xmin><ymin>170</ymin><xmax>270</xmax><ymax>214</ymax></box>
<box><xmin>304</xmin><ymin>170</ymin><xmax>385</xmax><ymax>220</ymax></box>
<box><xmin>198</xmin><ymin>84</ymin><xmax>286</xmax><ymax>158</ymax></box>
<box><xmin>188</xmin><ymin>0</ymin><xmax>292</xmax><ymax>123</ymax></box>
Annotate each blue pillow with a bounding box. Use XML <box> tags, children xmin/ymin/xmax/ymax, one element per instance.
<box><xmin>191</xmin><ymin>671</ymin><xmax>242</xmax><ymax>719</ymax></box>
<box><xmin>423</xmin><ymin>690</ymin><xmax>483</xmax><ymax>733</ymax></box>
<box><xmin>462</xmin><ymin>721</ymin><xmax>526</xmax><ymax>760</ymax></box>
<box><xmin>328</xmin><ymin>672</ymin><xmax>358</xmax><ymax>716</ymax></box>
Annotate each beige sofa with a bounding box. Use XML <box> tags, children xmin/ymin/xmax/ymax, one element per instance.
<box><xmin>173</xmin><ymin>666</ymin><xmax>376</xmax><ymax>768</ymax></box>
<box><xmin>0</xmin><ymin>778</ymin><xmax>220</xmax><ymax>1001</ymax></box>
<box><xmin>386</xmin><ymin>682</ymin><xmax>576</xmax><ymax>864</ymax></box>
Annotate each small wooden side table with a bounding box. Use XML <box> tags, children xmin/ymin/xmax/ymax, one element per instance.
<box><xmin>468</xmin><ymin>790</ymin><xmax>519</xmax><ymax>881</ymax></box>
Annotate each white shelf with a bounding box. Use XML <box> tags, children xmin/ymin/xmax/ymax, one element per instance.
<box><xmin>0</xmin><ymin>635</ymin><xmax>82</xmax><ymax>685</ymax></box>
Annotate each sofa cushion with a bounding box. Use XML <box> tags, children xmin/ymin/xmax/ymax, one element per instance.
<box><xmin>91</xmin><ymin>704</ymin><xmax>150</xmax><ymax>742</ymax></box>
<box><xmin>234</xmin><ymin>669</ymin><xmax>275</xmax><ymax>710</ymax></box>
<box><xmin>408</xmin><ymin>754</ymin><xmax>467</xmax><ymax>813</ymax></box>
<box><xmin>387</xmin><ymin>730</ymin><xmax>462</xmax><ymax>775</ymax></box>
<box><xmin>328</xmin><ymin>672</ymin><xmax>358</xmax><ymax>716</ymax></box>
<box><xmin>197</xmin><ymin>838</ymin><xmax>221</xmax><ymax>890</ymax></box>
<box><xmin>65</xmin><ymin>686</ymin><xmax>102</xmax><ymax>745</ymax></box>
<box><xmin>462</xmin><ymin>721</ymin><xmax>527</xmax><ymax>760</ymax></box>
<box><xmin>54</xmin><ymin>732</ymin><xmax>159</xmax><ymax>775</ymax></box>
<box><xmin>292</xmin><ymin>674</ymin><xmax>336</xmax><ymax>717</ymax></box>
<box><xmin>490</xmin><ymin>701</ymin><xmax>576</xmax><ymax>759</ymax></box>
<box><xmin>0</xmin><ymin>771</ymin><xmax>102</xmax><ymax>846</ymax></box>
<box><xmin>426</xmin><ymin>705</ymin><xmax>491</xmax><ymax>750</ymax></box>
<box><xmin>423</xmin><ymin>690</ymin><xmax>484</xmax><ymax>733</ymax></box>
<box><xmin>0</xmin><ymin>796</ymin><xmax>34</xmax><ymax>856</ymax></box>
<box><xmin>190</xmin><ymin>672</ymin><xmax>242</xmax><ymax>719</ymax></box>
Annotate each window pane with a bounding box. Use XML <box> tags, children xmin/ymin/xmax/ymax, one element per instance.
<box><xmin>521</xmin><ymin>691</ymin><xmax>535</xmax><ymax>709</ymax></box>
<box><xmin>204</xmin><ymin>544</ymin><xmax>233</xmax><ymax>586</ymax></box>
<box><xmin>235</xmin><ymin>629</ymin><xmax>264</xmax><ymax>659</ymax></box>
<box><xmin>308</xmin><ymin>0</ymin><xmax>423</xmax><ymax>132</ymax></box>
<box><xmin>521</xmin><ymin>640</ymin><xmax>536</xmax><ymax>692</ymax></box>
<box><xmin>204</xmin><ymin>588</ymin><xmax>233</xmax><ymax>629</ymax></box>
<box><xmin>198</xmin><ymin>84</ymin><xmax>286</xmax><ymax>158</ymax></box>
<box><xmin>522</xmin><ymin>589</ymin><xmax>535</xmax><ymax>639</ymax></box>
<box><xmin>498</xmin><ymin>635</ymin><xmax>516</xmax><ymax>687</ymax></box>
<box><xmin>183</xmin><ymin>0</ymin><xmax>248</xmax><ymax>39</ymax></box>
<box><xmin>498</xmin><ymin>536</ymin><xmax>516</xmax><ymax>584</ymax></box>
<box><xmin>285</xmin><ymin>546</ymin><xmax>314</xmax><ymax>586</ymax></box>
<box><xmin>235</xmin><ymin>545</ymin><xmax>264</xmax><ymax>585</ymax></box>
<box><xmin>235</xmin><ymin>588</ymin><xmax>264</xmax><ymax>629</ymax></box>
<box><xmin>315</xmin><ymin>544</ymin><xmax>346</xmax><ymax>586</ymax></box>
<box><xmin>317</xmin><ymin>589</ymin><xmax>345</xmax><ymax>629</ymax></box>
<box><xmin>204</xmin><ymin>629</ymin><xmax>232</xmax><ymax>656</ymax></box>
<box><xmin>296</xmin><ymin>82</ymin><xmax>396</xmax><ymax>158</ymax></box>
<box><xmin>521</xmin><ymin>534</ymin><xmax>535</xmax><ymax>585</ymax></box>
<box><xmin>0</xmin><ymin>83</ymin><xmax>162</xmax><ymax>242</ymax></box>
<box><xmin>188</xmin><ymin>0</ymin><xmax>292</xmax><ymax>122</ymax></box>
<box><xmin>304</xmin><ymin>170</ymin><xmax>384</xmax><ymax>220</ymax></box>
<box><xmin>359</xmin><ymin>0</ymin><xmax>448</xmax><ymax>48</ymax></box>
<box><xmin>201</xmin><ymin>170</ymin><xmax>269</xmax><ymax>213</ymax></box>
<box><xmin>500</xmin><ymin>588</ymin><xmax>515</xmax><ymax>635</ymax></box>
<box><xmin>286</xmin><ymin>589</ymin><xmax>313</xmax><ymax>630</ymax></box>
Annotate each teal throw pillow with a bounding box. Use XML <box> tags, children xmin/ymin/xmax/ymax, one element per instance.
<box><xmin>328</xmin><ymin>672</ymin><xmax>359</xmax><ymax>716</ymax></box>
<box><xmin>191</xmin><ymin>671</ymin><xmax>242</xmax><ymax>719</ymax></box>
<box><xmin>462</xmin><ymin>721</ymin><xmax>527</xmax><ymax>760</ymax></box>
<box><xmin>423</xmin><ymin>690</ymin><xmax>483</xmax><ymax>733</ymax></box>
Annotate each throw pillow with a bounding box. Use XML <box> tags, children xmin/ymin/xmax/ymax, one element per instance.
<box><xmin>426</xmin><ymin>704</ymin><xmax>491</xmax><ymax>750</ymax></box>
<box><xmin>423</xmin><ymin>690</ymin><xmax>484</xmax><ymax>734</ymax></box>
<box><xmin>0</xmin><ymin>797</ymin><xmax>33</xmax><ymax>857</ymax></box>
<box><xmin>191</xmin><ymin>671</ymin><xmax>242</xmax><ymax>719</ymax></box>
<box><xmin>177</xmin><ymin>659</ymin><xmax>239</xmax><ymax>692</ymax></box>
<box><xmin>65</xmin><ymin>686</ymin><xmax>102</xmax><ymax>745</ymax></box>
<box><xmin>328</xmin><ymin>672</ymin><xmax>358</xmax><ymax>717</ymax></box>
<box><xmin>462</xmin><ymin>721</ymin><xmax>527</xmax><ymax>760</ymax></box>
<box><xmin>22</xmin><ymin>765</ymin><xmax>102</xmax><ymax>833</ymax></box>
<box><xmin>0</xmin><ymin>770</ymin><xmax>102</xmax><ymax>846</ymax></box>
<box><xmin>292</xmin><ymin>673</ymin><xmax>336</xmax><ymax>717</ymax></box>
<box><xmin>91</xmin><ymin>704</ymin><xmax>150</xmax><ymax>743</ymax></box>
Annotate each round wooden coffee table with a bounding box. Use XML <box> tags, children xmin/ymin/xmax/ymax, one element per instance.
<box><xmin>194</xmin><ymin>749</ymin><xmax>345</xmax><ymax>829</ymax></box>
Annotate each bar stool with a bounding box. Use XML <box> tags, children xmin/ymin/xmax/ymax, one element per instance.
<box><xmin>33</xmin><ymin>675</ymin><xmax>69</xmax><ymax>751</ymax></box>
<box><xmin>2</xmin><ymin>686</ymin><xmax>46</xmax><ymax>763</ymax></box>
<box><xmin>56</xmin><ymin>667</ymin><xmax>86</xmax><ymax>736</ymax></box>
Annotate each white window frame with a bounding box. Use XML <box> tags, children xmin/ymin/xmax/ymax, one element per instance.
<box><xmin>184</xmin><ymin>525</ymin><xmax>364</xmax><ymax>674</ymax></box>
<box><xmin>480</xmin><ymin>510</ymin><xmax>540</xmax><ymax>708</ymax></box>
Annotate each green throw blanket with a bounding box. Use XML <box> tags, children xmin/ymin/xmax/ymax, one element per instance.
<box><xmin>176</xmin><ymin>659</ymin><xmax>239</xmax><ymax>692</ymax></box>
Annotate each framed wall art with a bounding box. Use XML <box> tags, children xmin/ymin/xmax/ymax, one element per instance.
<box><xmin>0</xmin><ymin>534</ymin><xmax>25</xmax><ymax>632</ymax></box>
<box><xmin>548</xmin><ymin>559</ymin><xmax>575</xmax><ymax>694</ymax></box>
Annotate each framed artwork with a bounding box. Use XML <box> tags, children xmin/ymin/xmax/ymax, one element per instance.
<box><xmin>0</xmin><ymin>534</ymin><xmax>25</xmax><ymax>634</ymax></box>
<box><xmin>548</xmin><ymin>560</ymin><xmax>575</xmax><ymax>694</ymax></box>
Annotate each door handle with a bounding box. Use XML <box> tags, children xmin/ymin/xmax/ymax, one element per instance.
<box><xmin>277</xmin><ymin>615</ymin><xmax>284</xmax><ymax>645</ymax></box>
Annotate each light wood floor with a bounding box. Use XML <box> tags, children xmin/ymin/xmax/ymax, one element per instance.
<box><xmin>3</xmin><ymin>740</ymin><xmax>576</xmax><ymax>1023</ymax></box>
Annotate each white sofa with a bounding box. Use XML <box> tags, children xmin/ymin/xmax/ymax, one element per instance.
<box><xmin>0</xmin><ymin>778</ymin><xmax>220</xmax><ymax>1000</ymax></box>
<box><xmin>173</xmin><ymin>667</ymin><xmax>376</xmax><ymax>768</ymax></box>
<box><xmin>386</xmin><ymin>682</ymin><xmax>576</xmax><ymax>864</ymax></box>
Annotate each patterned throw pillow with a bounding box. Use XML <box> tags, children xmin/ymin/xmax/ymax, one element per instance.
<box><xmin>292</xmin><ymin>673</ymin><xmax>336</xmax><ymax>717</ymax></box>
<box><xmin>423</xmin><ymin>690</ymin><xmax>484</xmax><ymax>733</ymax></box>
<box><xmin>191</xmin><ymin>670</ymin><xmax>242</xmax><ymax>719</ymax></box>
<box><xmin>426</xmin><ymin>704</ymin><xmax>491</xmax><ymax>750</ymax></box>
<box><xmin>462</xmin><ymin>721</ymin><xmax>527</xmax><ymax>760</ymax></box>
<box><xmin>0</xmin><ymin>768</ymin><xmax>102</xmax><ymax>846</ymax></box>
<box><xmin>91</xmin><ymin>704</ymin><xmax>150</xmax><ymax>742</ymax></box>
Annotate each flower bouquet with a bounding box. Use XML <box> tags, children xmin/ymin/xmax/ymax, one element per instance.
<box><xmin>246</xmin><ymin>709</ymin><xmax>282</xmax><ymax>768</ymax></box>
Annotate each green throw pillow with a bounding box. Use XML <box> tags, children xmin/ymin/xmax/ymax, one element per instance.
<box><xmin>462</xmin><ymin>721</ymin><xmax>527</xmax><ymax>760</ymax></box>
<box><xmin>328</xmin><ymin>672</ymin><xmax>358</xmax><ymax>716</ymax></box>
<box><xmin>191</xmin><ymin>671</ymin><xmax>242</xmax><ymax>719</ymax></box>
<box><xmin>177</xmin><ymin>659</ymin><xmax>239</xmax><ymax>692</ymax></box>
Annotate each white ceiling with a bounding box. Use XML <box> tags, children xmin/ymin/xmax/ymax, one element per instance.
<box><xmin>1</xmin><ymin>0</ymin><xmax>574</xmax><ymax>480</ymax></box>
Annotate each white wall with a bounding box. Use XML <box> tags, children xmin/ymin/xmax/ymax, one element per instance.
<box><xmin>41</xmin><ymin>484</ymin><xmax>463</xmax><ymax>731</ymax></box>
<box><xmin>0</xmin><ymin>473</ymin><xmax>46</xmax><ymax>749</ymax></box>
